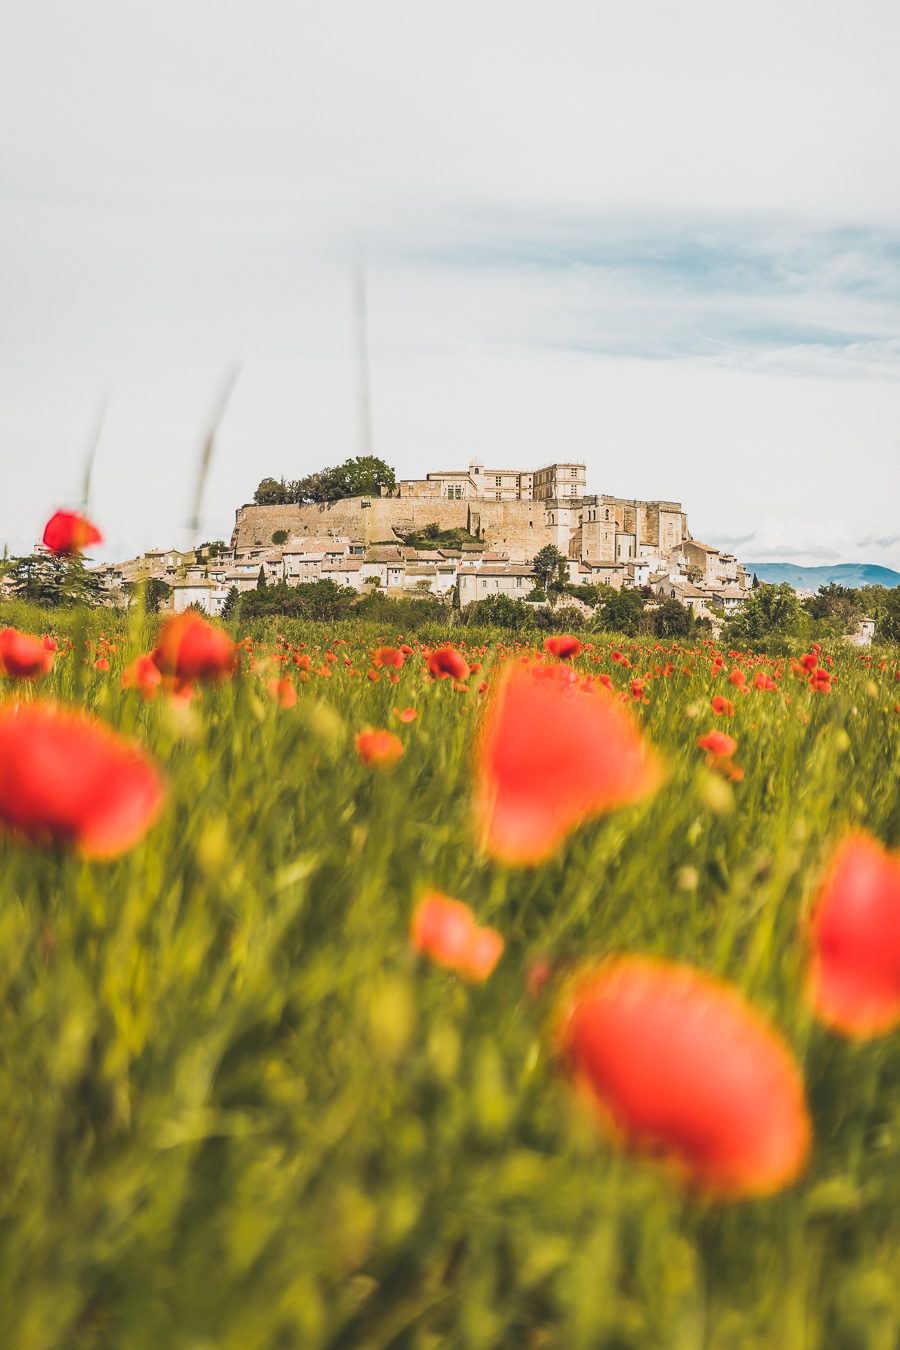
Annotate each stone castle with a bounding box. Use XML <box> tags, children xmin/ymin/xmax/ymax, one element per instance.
<box><xmin>80</xmin><ymin>458</ymin><xmax>749</xmax><ymax>618</ymax></box>
<box><xmin>231</xmin><ymin>457</ymin><xmax>697</xmax><ymax>588</ymax></box>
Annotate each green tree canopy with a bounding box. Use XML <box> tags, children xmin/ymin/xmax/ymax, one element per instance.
<box><xmin>653</xmin><ymin>597</ymin><xmax>693</xmax><ymax>637</ymax></box>
<box><xmin>531</xmin><ymin>545</ymin><xmax>568</xmax><ymax>602</ymax></box>
<box><xmin>5</xmin><ymin>553</ymin><xmax>106</xmax><ymax>608</ymax></box>
<box><xmin>253</xmin><ymin>457</ymin><xmax>397</xmax><ymax>506</ymax></box>
<box><xmin>724</xmin><ymin>583</ymin><xmax>809</xmax><ymax>644</ymax></box>
<box><xmin>596</xmin><ymin>586</ymin><xmax>646</xmax><ymax>635</ymax></box>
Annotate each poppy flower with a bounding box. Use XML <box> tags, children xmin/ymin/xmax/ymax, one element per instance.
<box><xmin>559</xmin><ymin>957</ymin><xmax>811</xmax><ymax>1198</ymax></box>
<box><xmin>267</xmin><ymin>676</ymin><xmax>297</xmax><ymax>709</ymax></box>
<box><xmin>41</xmin><ymin>510</ymin><xmax>103</xmax><ymax>556</ymax></box>
<box><xmin>0</xmin><ymin>627</ymin><xmax>54</xmax><ymax>679</ymax></box>
<box><xmin>697</xmin><ymin>730</ymin><xmax>737</xmax><ymax>758</ymax></box>
<box><xmin>475</xmin><ymin>661</ymin><xmax>661</xmax><ymax>865</ymax></box>
<box><xmin>122</xmin><ymin>654</ymin><xmax>163</xmax><ymax>700</ymax></box>
<box><xmin>427</xmin><ymin>646</ymin><xmax>469</xmax><ymax>681</ymax></box>
<box><xmin>152</xmin><ymin>612</ymin><xmax>236</xmax><ymax>683</ymax></box>
<box><xmin>355</xmin><ymin>729</ymin><xmax>404</xmax><ymax>766</ymax></box>
<box><xmin>807</xmin><ymin>834</ymin><xmax>900</xmax><ymax>1037</ymax></box>
<box><xmin>0</xmin><ymin>703</ymin><xmax>164</xmax><ymax>858</ymax></box>
<box><xmin>374</xmin><ymin>646</ymin><xmax>405</xmax><ymax>668</ymax></box>
<box><xmin>410</xmin><ymin>892</ymin><xmax>504</xmax><ymax>982</ymax></box>
<box><xmin>545</xmin><ymin>635</ymin><xmax>583</xmax><ymax>660</ymax></box>
<box><xmin>711</xmin><ymin>696</ymin><xmax>734</xmax><ymax>717</ymax></box>
<box><xmin>393</xmin><ymin>707</ymin><xmax>417</xmax><ymax>723</ymax></box>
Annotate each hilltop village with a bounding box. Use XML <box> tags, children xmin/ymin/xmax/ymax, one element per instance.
<box><xmin>87</xmin><ymin>458</ymin><xmax>752</xmax><ymax>619</ymax></box>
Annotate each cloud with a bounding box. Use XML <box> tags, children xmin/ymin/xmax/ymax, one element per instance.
<box><xmin>707</xmin><ymin>517</ymin><xmax>900</xmax><ymax>571</ymax></box>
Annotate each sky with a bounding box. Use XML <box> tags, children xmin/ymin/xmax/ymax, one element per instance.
<box><xmin>1</xmin><ymin>0</ymin><xmax>899</xmax><ymax>569</ymax></box>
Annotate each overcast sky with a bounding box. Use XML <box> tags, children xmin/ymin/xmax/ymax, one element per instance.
<box><xmin>2</xmin><ymin>0</ymin><xmax>899</xmax><ymax>567</ymax></box>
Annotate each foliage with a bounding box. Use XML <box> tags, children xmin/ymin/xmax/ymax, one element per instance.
<box><xmin>596</xmin><ymin>585</ymin><xmax>646</xmax><ymax>635</ymax></box>
<box><xmin>238</xmin><ymin>579</ymin><xmax>356</xmax><ymax>621</ymax></box>
<box><xmin>652</xmin><ymin>597</ymin><xmax>694</xmax><ymax>637</ymax></box>
<box><xmin>221</xmin><ymin>585</ymin><xmax>240</xmax><ymax>620</ymax></box>
<box><xmin>461</xmin><ymin>594</ymin><xmax>535</xmax><ymax>629</ymax></box>
<box><xmin>398</xmin><ymin>523</ymin><xmax>483</xmax><ymax>551</ymax></box>
<box><xmin>531</xmin><ymin>544</ymin><xmax>568</xmax><ymax>604</ymax></box>
<box><xmin>195</xmin><ymin>539</ymin><xmax>227</xmax><ymax>559</ymax></box>
<box><xmin>803</xmin><ymin>583</ymin><xmax>865</xmax><ymax>636</ymax></box>
<box><xmin>123</xmin><ymin>576</ymin><xmax>172</xmax><ymax>614</ymax></box>
<box><xmin>0</xmin><ymin>607</ymin><xmax>898</xmax><ymax>1346</ymax></box>
<box><xmin>272</xmin><ymin>530</ymin><xmax>289</xmax><ymax>545</ymax></box>
<box><xmin>878</xmin><ymin>586</ymin><xmax>900</xmax><ymax>643</ymax></box>
<box><xmin>253</xmin><ymin>458</ymin><xmax>397</xmax><ymax>506</ymax></box>
<box><xmin>725</xmin><ymin>582</ymin><xmax>811</xmax><ymax>645</ymax></box>
<box><xmin>4</xmin><ymin>552</ymin><xmax>106</xmax><ymax>608</ymax></box>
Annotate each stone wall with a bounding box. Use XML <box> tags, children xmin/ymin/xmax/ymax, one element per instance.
<box><xmin>232</xmin><ymin>497</ymin><xmax>472</xmax><ymax>550</ymax></box>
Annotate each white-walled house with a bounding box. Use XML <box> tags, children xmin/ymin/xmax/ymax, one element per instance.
<box><xmin>457</xmin><ymin>563</ymin><xmax>535</xmax><ymax>606</ymax></box>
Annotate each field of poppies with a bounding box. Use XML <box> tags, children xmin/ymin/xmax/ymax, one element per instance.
<box><xmin>1</xmin><ymin>552</ymin><xmax>899</xmax><ymax>1347</ymax></box>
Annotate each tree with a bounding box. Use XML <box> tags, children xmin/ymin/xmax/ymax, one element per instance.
<box><xmin>123</xmin><ymin>576</ymin><xmax>172</xmax><ymax>613</ymax></box>
<box><xmin>531</xmin><ymin>545</ymin><xmax>568</xmax><ymax>604</ymax></box>
<box><xmin>221</xmin><ymin>586</ymin><xmax>240</xmax><ymax>619</ymax></box>
<box><xmin>877</xmin><ymin>587</ymin><xmax>900</xmax><ymax>644</ymax></box>
<box><xmin>596</xmin><ymin>587</ymin><xmax>645</xmax><ymax>635</ymax></box>
<box><xmin>653</xmin><ymin>597</ymin><xmax>693</xmax><ymax>637</ymax></box>
<box><xmin>5</xmin><ymin>553</ymin><xmax>106</xmax><ymax>608</ymax></box>
<box><xmin>802</xmin><ymin>583</ymin><xmax>864</xmax><ymax>636</ymax></box>
<box><xmin>257</xmin><ymin>566</ymin><xmax>267</xmax><ymax>590</ymax></box>
<box><xmin>253</xmin><ymin>477</ymin><xmax>291</xmax><ymax>505</ymax></box>
<box><xmin>272</xmin><ymin>530</ymin><xmax>288</xmax><ymax>545</ymax></box>
<box><xmin>196</xmin><ymin>539</ymin><xmax>226</xmax><ymax>559</ymax></box>
<box><xmin>724</xmin><ymin>583</ymin><xmax>809</xmax><ymax>644</ymax></box>
<box><xmin>462</xmin><ymin>594</ymin><xmax>534</xmax><ymax>630</ymax></box>
<box><xmin>239</xmin><ymin>580</ymin><xmax>356</xmax><ymax>621</ymax></box>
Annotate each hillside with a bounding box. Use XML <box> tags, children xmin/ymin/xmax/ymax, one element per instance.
<box><xmin>745</xmin><ymin>562</ymin><xmax>900</xmax><ymax>590</ymax></box>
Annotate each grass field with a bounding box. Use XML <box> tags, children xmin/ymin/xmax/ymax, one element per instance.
<box><xmin>0</xmin><ymin>602</ymin><xmax>898</xmax><ymax>1349</ymax></box>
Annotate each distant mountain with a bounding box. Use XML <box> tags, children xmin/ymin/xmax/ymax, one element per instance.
<box><xmin>744</xmin><ymin>562</ymin><xmax>900</xmax><ymax>590</ymax></box>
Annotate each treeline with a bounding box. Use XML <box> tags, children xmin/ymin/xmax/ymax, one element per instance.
<box><xmin>253</xmin><ymin>457</ymin><xmax>396</xmax><ymax>505</ymax></box>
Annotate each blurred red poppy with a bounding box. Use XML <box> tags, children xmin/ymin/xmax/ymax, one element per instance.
<box><xmin>475</xmin><ymin>662</ymin><xmax>661</xmax><ymax>865</ymax></box>
<box><xmin>559</xmin><ymin>957</ymin><xmax>810</xmax><ymax>1198</ymax></box>
<box><xmin>0</xmin><ymin>627</ymin><xmax>54</xmax><ymax>679</ymax></box>
<box><xmin>0</xmin><ymin>703</ymin><xmax>164</xmax><ymax>858</ymax></box>
<box><xmin>697</xmin><ymin>730</ymin><xmax>737</xmax><ymax>758</ymax></box>
<box><xmin>122</xmin><ymin>654</ymin><xmax>163</xmax><ymax>700</ymax></box>
<box><xmin>355</xmin><ymin>729</ymin><xmax>404</xmax><ymax>766</ymax></box>
<box><xmin>807</xmin><ymin>834</ymin><xmax>900</xmax><ymax>1037</ymax></box>
<box><xmin>544</xmin><ymin>635</ymin><xmax>582</xmax><ymax>660</ymax></box>
<box><xmin>410</xmin><ymin>892</ymin><xmax>504</xmax><ymax>982</ymax></box>
<box><xmin>267</xmin><ymin>676</ymin><xmax>297</xmax><ymax>708</ymax></box>
<box><xmin>42</xmin><ymin>510</ymin><xmax>103</xmax><ymax>556</ymax></box>
<box><xmin>374</xmin><ymin>646</ymin><xmax>405</xmax><ymax>668</ymax></box>
<box><xmin>711</xmin><ymin>696</ymin><xmax>734</xmax><ymax>717</ymax></box>
<box><xmin>152</xmin><ymin>612</ymin><xmax>236</xmax><ymax>683</ymax></box>
<box><xmin>427</xmin><ymin>647</ymin><xmax>469</xmax><ymax>681</ymax></box>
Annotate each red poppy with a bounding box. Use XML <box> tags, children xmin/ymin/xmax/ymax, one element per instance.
<box><xmin>267</xmin><ymin>676</ymin><xmax>297</xmax><ymax>708</ymax></box>
<box><xmin>544</xmin><ymin>635</ymin><xmax>583</xmax><ymax>660</ymax></box>
<box><xmin>394</xmin><ymin>707</ymin><xmax>417</xmax><ymax>723</ymax></box>
<box><xmin>559</xmin><ymin>957</ymin><xmax>811</xmax><ymax>1198</ymax></box>
<box><xmin>475</xmin><ymin>662</ymin><xmax>661</xmax><ymax>865</ymax></box>
<box><xmin>122</xmin><ymin>654</ymin><xmax>163</xmax><ymax>700</ymax></box>
<box><xmin>410</xmin><ymin>892</ymin><xmax>504</xmax><ymax>982</ymax></box>
<box><xmin>374</xmin><ymin>646</ymin><xmax>406</xmax><ymax>668</ymax></box>
<box><xmin>0</xmin><ymin>703</ymin><xmax>164</xmax><ymax>858</ymax></box>
<box><xmin>807</xmin><ymin>834</ymin><xmax>900</xmax><ymax>1037</ymax></box>
<box><xmin>427</xmin><ymin>646</ymin><xmax>469</xmax><ymax>681</ymax></box>
<box><xmin>0</xmin><ymin>627</ymin><xmax>54</xmax><ymax>679</ymax></box>
<box><xmin>152</xmin><ymin>612</ymin><xmax>236</xmax><ymax>683</ymax></box>
<box><xmin>711</xmin><ymin>696</ymin><xmax>734</xmax><ymax>717</ymax></box>
<box><xmin>41</xmin><ymin>510</ymin><xmax>103</xmax><ymax>556</ymax></box>
<box><xmin>697</xmin><ymin>730</ymin><xmax>737</xmax><ymax>758</ymax></box>
<box><xmin>355</xmin><ymin>729</ymin><xmax>404</xmax><ymax>766</ymax></box>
